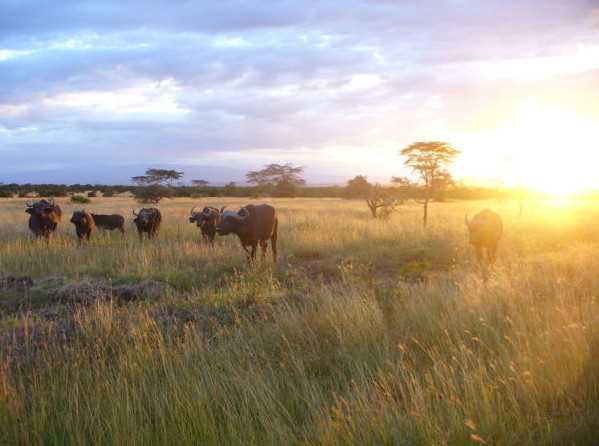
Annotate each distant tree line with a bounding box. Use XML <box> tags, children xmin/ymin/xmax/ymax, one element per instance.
<box><xmin>0</xmin><ymin>179</ymin><xmax>524</xmax><ymax>202</ymax></box>
<box><xmin>0</xmin><ymin>142</ymin><xmax>548</xmax><ymax>207</ymax></box>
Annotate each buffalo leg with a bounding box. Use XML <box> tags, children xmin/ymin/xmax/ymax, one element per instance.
<box><xmin>241</xmin><ymin>243</ymin><xmax>251</xmax><ymax>261</ymax></box>
<box><xmin>474</xmin><ymin>244</ymin><xmax>483</xmax><ymax>264</ymax></box>
<box><xmin>259</xmin><ymin>240</ymin><xmax>268</xmax><ymax>260</ymax></box>
<box><xmin>271</xmin><ymin>219</ymin><xmax>278</xmax><ymax>262</ymax></box>
<box><xmin>488</xmin><ymin>242</ymin><xmax>498</xmax><ymax>265</ymax></box>
<box><xmin>241</xmin><ymin>243</ymin><xmax>257</xmax><ymax>262</ymax></box>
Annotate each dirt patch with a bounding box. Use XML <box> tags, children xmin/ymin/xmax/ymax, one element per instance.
<box><xmin>51</xmin><ymin>279</ymin><xmax>171</xmax><ymax>304</ymax></box>
<box><xmin>293</xmin><ymin>249</ymin><xmax>326</xmax><ymax>261</ymax></box>
<box><xmin>0</xmin><ymin>276</ymin><xmax>34</xmax><ymax>290</ymax></box>
<box><xmin>294</xmin><ymin>260</ymin><xmax>342</xmax><ymax>284</ymax></box>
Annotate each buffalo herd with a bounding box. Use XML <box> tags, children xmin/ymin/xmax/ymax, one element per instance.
<box><xmin>23</xmin><ymin>199</ymin><xmax>500</xmax><ymax>265</ymax></box>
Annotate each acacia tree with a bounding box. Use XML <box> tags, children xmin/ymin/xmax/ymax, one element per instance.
<box><xmin>246</xmin><ymin>163</ymin><xmax>305</xmax><ymax>197</ymax></box>
<box><xmin>191</xmin><ymin>179</ymin><xmax>209</xmax><ymax>187</ymax></box>
<box><xmin>132</xmin><ymin>168</ymin><xmax>183</xmax><ymax>203</ymax></box>
<box><xmin>345</xmin><ymin>175</ymin><xmax>373</xmax><ymax>198</ymax></box>
<box><xmin>365</xmin><ymin>185</ymin><xmax>402</xmax><ymax>219</ymax></box>
<box><xmin>400</xmin><ymin>141</ymin><xmax>460</xmax><ymax>227</ymax></box>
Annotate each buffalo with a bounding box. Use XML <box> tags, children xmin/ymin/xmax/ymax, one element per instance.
<box><xmin>25</xmin><ymin>199</ymin><xmax>62</xmax><ymax>239</ymax></box>
<box><xmin>92</xmin><ymin>213</ymin><xmax>126</xmax><ymax>234</ymax></box>
<box><xmin>216</xmin><ymin>204</ymin><xmax>278</xmax><ymax>262</ymax></box>
<box><xmin>70</xmin><ymin>210</ymin><xmax>96</xmax><ymax>243</ymax></box>
<box><xmin>465</xmin><ymin>209</ymin><xmax>503</xmax><ymax>265</ymax></box>
<box><xmin>189</xmin><ymin>206</ymin><xmax>220</xmax><ymax>244</ymax></box>
<box><xmin>133</xmin><ymin>208</ymin><xmax>162</xmax><ymax>240</ymax></box>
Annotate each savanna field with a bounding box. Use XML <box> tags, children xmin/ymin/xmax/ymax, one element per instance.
<box><xmin>1</xmin><ymin>196</ymin><xmax>598</xmax><ymax>445</ymax></box>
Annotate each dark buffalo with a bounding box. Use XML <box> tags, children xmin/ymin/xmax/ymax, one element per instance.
<box><xmin>25</xmin><ymin>199</ymin><xmax>62</xmax><ymax>239</ymax></box>
<box><xmin>216</xmin><ymin>204</ymin><xmax>278</xmax><ymax>262</ymax></box>
<box><xmin>70</xmin><ymin>210</ymin><xmax>96</xmax><ymax>243</ymax></box>
<box><xmin>465</xmin><ymin>209</ymin><xmax>503</xmax><ymax>265</ymax></box>
<box><xmin>189</xmin><ymin>206</ymin><xmax>220</xmax><ymax>244</ymax></box>
<box><xmin>133</xmin><ymin>208</ymin><xmax>162</xmax><ymax>240</ymax></box>
<box><xmin>92</xmin><ymin>214</ymin><xmax>126</xmax><ymax>234</ymax></box>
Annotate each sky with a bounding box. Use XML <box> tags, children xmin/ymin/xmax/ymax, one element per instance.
<box><xmin>1</xmin><ymin>0</ymin><xmax>599</xmax><ymax>188</ymax></box>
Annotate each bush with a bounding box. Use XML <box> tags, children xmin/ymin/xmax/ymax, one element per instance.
<box><xmin>102</xmin><ymin>190</ymin><xmax>114</xmax><ymax>198</ymax></box>
<box><xmin>272</xmin><ymin>180</ymin><xmax>298</xmax><ymax>198</ymax></box>
<box><xmin>87</xmin><ymin>191</ymin><xmax>97</xmax><ymax>198</ymax></box>
<box><xmin>71</xmin><ymin>195</ymin><xmax>91</xmax><ymax>204</ymax></box>
<box><xmin>133</xmin><ymin>185</ymin><xmax>174</xmax><ymax>204</ymax></box>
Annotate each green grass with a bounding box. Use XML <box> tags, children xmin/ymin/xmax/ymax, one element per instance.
<box><xmin>1</xmin><ymin>197</ymin><xmax>598</xmax><ymax>444</ymax></box>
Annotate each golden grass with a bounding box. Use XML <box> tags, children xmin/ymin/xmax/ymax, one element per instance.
<box><xmin>1</xmin><ymin>196</ymin><xmax>598</xmax><ymax>444</ymax></box>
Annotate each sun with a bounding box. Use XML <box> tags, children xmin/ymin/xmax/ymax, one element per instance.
<box><xmin>506</xmin><ymin>102</ymin><xmax>597</xmax><ymax>197</ymax></box>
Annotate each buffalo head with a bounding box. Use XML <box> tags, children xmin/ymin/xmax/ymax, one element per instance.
<box><xmin>189</xmin><ymin>206</ymin><xmax>219</xmax><ymax>227</ymax></box>
<box><xmin>26</xmin><ymin>199</ymin><xmax>62</xmax><ymax>224</ymax></box>
<box><xmin>133</xmin><ymin>208</ymin><xmax>156</xmax><ymax>225</ymax></box>
<box><xmin>70</xmin><ymin>210</ymin><xmax>86</xmax><ymax>224</ymax></box>
<box><xmin>216</xmin><ymin>207</ymin><xmax>249</xmax><ymax>236</ymax></box>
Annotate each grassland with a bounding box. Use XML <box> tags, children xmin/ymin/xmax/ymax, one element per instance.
<box><xmin>1</xmin><ymin>196</ymin><xmax>598</xmax><ymax>445</ymax></box>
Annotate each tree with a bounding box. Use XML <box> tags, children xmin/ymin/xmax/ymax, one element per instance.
<box><xmin>223</xmin><ymin>181</ymin><xmax>237</xmax><ymax>196</ymax></box>
<box><xmin>144</xmin><ymin>169</ymin><xmax>184</xmax><ymax>186</ymax></box>
<box><xmin>132</xmin><ymin>168</ymin><xmax>183</xmax><ymax>203</ymax></box>
<box><xmin>192</xmin><ymin>179</ymin><xmax>209</xmax><ymax>187</ymax></box>
<box><xmin>345</xmin><ymin>175</ymin><xmax>373</xmax><ymax>198</ymax></box>
<box><xmin>134</xmin><ymin>185</ymin><xmax>175</xmax><ymax>203</ymax></box>
<box><xmin>400</xmin><ymin>141</ymin><xmax>460</xmax><ymax>227</ymax></box>
<box><xmin>366</xmin><ymin>185</ymin><xmax>401</xmax><ymax>219</ymax></box>
<box><xmin>391</xmin><ymin>176</ymin><xmax>412</xmax><ymax>187</ymax></box>
<box><xmin>246</xmin><ymin>163</ymin><xmax>305</xmax><ymax>197</ymax></box>
<box><xmin>273</xmin><ymin>178</ymin><xmax>299</xmax><ymax>197</ymax></box>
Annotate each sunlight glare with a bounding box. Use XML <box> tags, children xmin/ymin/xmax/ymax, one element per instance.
<box><xmin>504</xmin><ymin>102</ymin><xmax>597</xmax><ymax>196</ymax></box>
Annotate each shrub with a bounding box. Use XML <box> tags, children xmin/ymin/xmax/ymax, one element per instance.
<box><xmin>272</xmin><ymin>179</ymin><xmax>298</xmax><ymax>198</ymax></box>
<box><xmin>133</xmin><ymin>185</ymin><xmax>174</xmax><ymax>204</ymax></box>
<box><xmin>71</xmin><ymin>195</ymin><xmax>91</xmax><ymax>204</ymax></box>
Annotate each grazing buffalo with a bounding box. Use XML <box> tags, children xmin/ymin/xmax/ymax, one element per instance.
<box><xmin>92</xmin><ymin>213</ymin><xmax>126</xmax><ymax>234</ymax></box>
<box><xmin>70</xmin><ymin>210</ymin><xmax>96</xmax><ymax>243</ymax></box>
<box><xmin>133</xmin><ymin>208</ymin><xmax>162</xmax><ymax>240</ymax></box>
<box><xmin>25</xmin><ymin>199</ymin><xmax>62</xmax><ymax>239</ymax></box>
<box><xmin>189</xmin><ymin>206</ymin><xmax>220</xmax><ymax>244</ymax></box>
<box><xmin>465</xmin><ymin>209</ymin><xmax>503</xmax><ymax>265</ymax></box>
<box><xmin>216</xmin><ymin>204</ymin><xmax>278</xmax><ymax>262</ymax></box>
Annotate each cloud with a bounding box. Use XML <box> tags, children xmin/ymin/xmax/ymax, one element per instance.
<box><xmin>1</xmin><ymin>0</ymin><xmax>598</xmax><ymax>183</ymax></box>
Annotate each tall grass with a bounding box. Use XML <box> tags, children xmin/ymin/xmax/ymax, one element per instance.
<box><xmin>1</xmin><ymin>197</ymin><xmax>598</xmax><ymax>444</ymax></box>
